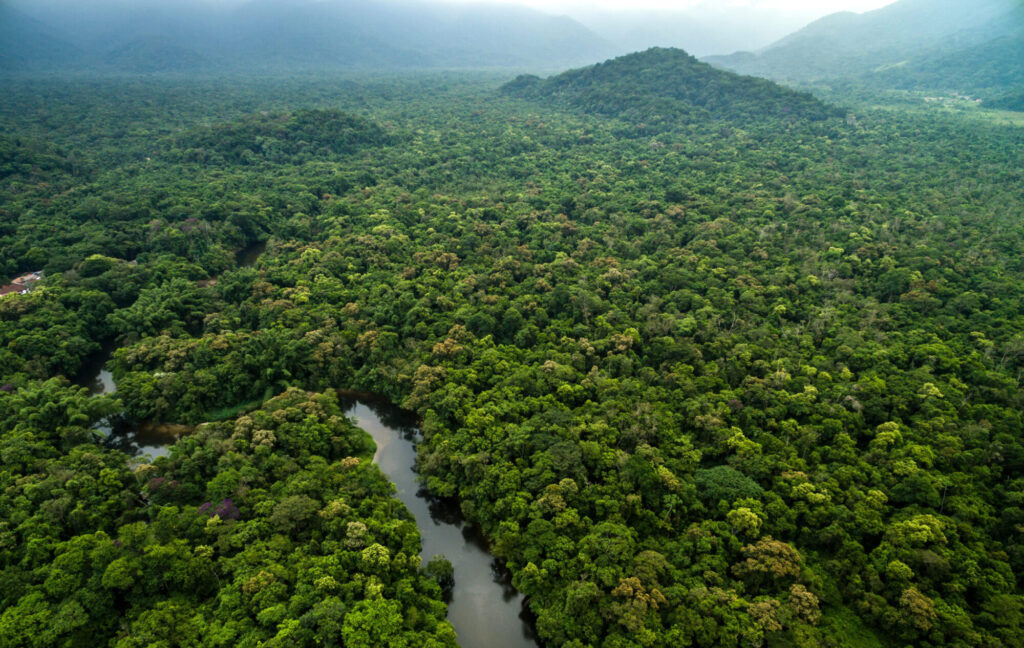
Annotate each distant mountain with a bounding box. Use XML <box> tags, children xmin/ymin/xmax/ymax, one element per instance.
<box><xmin>503</xmin><ymin>48</ymin><xmax>838</xmax><ymax>126</ymax></box>
<box><xmin>103</xmin><ymin>39</ymin><xmax>207</xmax><ymax>74</ymax></box>
<box><xmin>222</xmin><ymin>0</ymin><xmax>616</xmax><ymax>70</ymax></box>
<box><xmin>872</xmin><ymin>31</ymin><xmax>1024</xmax><ymax>96</ymax></box>
<box><xmin>706</xmin><ymin>0</ymin><xmax>1023</xmax><ymax>99</ymax></box>
<box><xmin>223</xmin><ymin>0</ymin><xmax>427</xmax><ymax>69</ymax></box>
<box><xmin>989</xmin><ymin>86</ymin><xmax>1024</xmax><ymax>111</ymax></box>
<box><xmin>3</xmin><ymin>0</ymin><xmax>618</xmax><ymax>74</ymax></box>
<box><xmin>414</xmin><ymin>4</ymin><xmax>616</xmax><ymax>68</ymax></box>
<box><xmin>0</xmin><ymin>5</ymin><xmax>83</xmax><ymax>73</ymax></box>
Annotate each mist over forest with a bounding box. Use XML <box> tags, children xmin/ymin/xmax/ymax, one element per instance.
<box><xmin>0</xmin><ymin>0</ymin><xmax>871</xmax><ymax>72</ymax></box>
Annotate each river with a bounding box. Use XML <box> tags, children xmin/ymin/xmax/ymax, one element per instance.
<box><xmin>78</xmin><ymin>355</ymin><xmax>538</xmax><ymax>646</ymax></box>
<box><xmin>340</xmin><ymin>394</ymin><xmax>539</xmax><ymax>648</ymax></box>
<box><xmin>235</xmin><ymin>240</ymin><xmax>267</xmax><ymax>267</ymax></box>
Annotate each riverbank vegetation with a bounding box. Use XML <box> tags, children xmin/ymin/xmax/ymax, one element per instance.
<box><xmin>0</xmin><ymin>383</ymin><xmax>456</xmax><ymax>646</ymax></box>
<box><xmin>3</xmin><ymin>56</ymin><xmax>1024</xmax><ymax>646</ymax></box>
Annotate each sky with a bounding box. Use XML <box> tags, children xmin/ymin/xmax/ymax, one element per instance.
<box><xmin>11</xmin><ymin>0</ymin><xmax>901</xmax><ymax>13</ymax></box>
<box><xmin>440</xmin><ymin>0</ymin><xmax>899</xmax><ymax>14</ymax></box>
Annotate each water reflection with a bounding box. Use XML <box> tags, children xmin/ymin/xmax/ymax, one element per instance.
<box><xmin>104</xmin><ymin>420</ymin><xmax>190</xmax><ymax>459</ymax></box>
<box><xmin>78</xmin><ymin>353</ymin><xmax>190</xmax><ymax>459</ymax></box>
<box><xmin>75</xmin><ymin>340</ymin><xmax>117</xmax><ymax>396</ymax></box>
<box><xmin>235</xmin><ymin>240</ymin><xmax>267</xmax><ymax>268</ymax></box>
<box><xmin>86</xmin><ymin>369</ymin><xmax>116</xmax><ymax>396</ymax></box>
<box><xmin>339</xmin><ymin>393</ymin><xmax>539</xmax><ymax>648</ymax></box>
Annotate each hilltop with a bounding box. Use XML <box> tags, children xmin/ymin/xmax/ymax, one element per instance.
<box><xmin>503</xmin><ymin>47</ymin><xmax>838</xmax><ymax>126</ymax></box>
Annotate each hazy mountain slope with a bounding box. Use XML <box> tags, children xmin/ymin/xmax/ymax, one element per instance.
<box><xmin>871</xmin><ymin>31</ymin><xmax>1024</xmax><ymax>95</ymax></box>
<box><xmin>415</xmin><ymin>5</ymin><xmax>616</xmax><ymax>68</ymax></box>
<box><xmin>990</xmin><ymin>88</ymin><xmax>1024</xmax><ymax>111</ymax></box>
<box><xmin>221</xmin><ymin>0</ymin><xmax>426</xmax><ymax>70</ymax></box>
<box><xmin>504</xmin><ymin>48</ymin><xmax>838</xmax><ymax>127</ymax></box>
<box><xmin>0</xmin><ymin>5</ymin><xmax>84</xmax><ymax>73</ymax></box>
<box><xmin>8</xmin><ymin>0</ymin><xmax>228</xmax><ymax>52</ymax></box>
<box><xmin>103</xmin><ymin>39</ymin><xmax>208</xmax><ymax>74</ymax></box>
<box><xmin>706</xmin><ymin>0</ymin><xmax>1020</xmax><ymax>86</ymax></box>
<box><xmin>225</xmin><ymin>0</ymin><xmax>615</xmax><ymax>70</ymax></box>
<box><xmin>4</xmin><ymin>0</ymin><xmax>616</xmax><ymax>73</ymax></box>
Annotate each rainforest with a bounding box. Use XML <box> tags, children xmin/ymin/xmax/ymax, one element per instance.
<box><xmin>3</xmin><ymin>4</ymin><xmax>1024</xmax><ymax>648</ymax></box>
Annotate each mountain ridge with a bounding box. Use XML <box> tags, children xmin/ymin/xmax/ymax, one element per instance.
<box><xmin>1</xmin><ymin>0</ymin><xmax>618</xmax><ymax>74</ymax></box>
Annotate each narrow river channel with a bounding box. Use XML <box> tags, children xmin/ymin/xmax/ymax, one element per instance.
<box><xmin>340</xmin><ymin>395</ymin><xmax>539</xmax><ymax>648</ymax></box>
<box><xmin>79</xmin><ymin>356</ymin><xmax>538</xmax><ymax>645</ymax></box>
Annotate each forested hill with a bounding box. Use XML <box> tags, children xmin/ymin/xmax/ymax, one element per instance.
<box><xmin>869</xmin><ymin>31</ymin><xmax>1024</xmax><ymax>99</ymax></box>
<box><xmin>990</xmin><ymin>88</ymin><xmax>1024</xmax><ymax>112</ymax></box>
<box><xmin>503</xmin><ymin>48</ymin><xmax>838</xmax><ymax>126</ymax></box>
<box><xmin>706</xmin><ymin>0</ymin><xmax>1023</xmax><ymax>100</ymax></box>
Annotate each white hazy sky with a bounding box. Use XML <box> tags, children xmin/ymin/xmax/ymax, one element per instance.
<box><xmin>442</xmin><ymin>0</ymin><xmax>898</xmax><ymax>13</ymax></box>
<box><xmin>100</xmin><ymin>0</ymin><xmax>899</xmax><ymax>12</ymax></box>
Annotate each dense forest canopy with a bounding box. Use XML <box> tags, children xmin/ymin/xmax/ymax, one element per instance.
<box><xmin>3</xmin><ymin>24</ymin><xmax>1024</xmax><ymax>648</ymax></box>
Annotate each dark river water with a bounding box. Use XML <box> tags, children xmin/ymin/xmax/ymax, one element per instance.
<box><xmin>339</xmin><ymin>394</ymin><xmax>539</xmax><ymax>648</ymax></box>
<box><xmin>235</xmin><ymin>240</ymin><xmax>267</xmax><ymax>267</ymax></box>
<box><xmin>81</xmin><ymin>361</ymin><xmax>185</xmax><ymax>458</ymax></box>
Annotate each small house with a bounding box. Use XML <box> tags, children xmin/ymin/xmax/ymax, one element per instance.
<box><xmin>0</xmin><ymin>271</ymin><xmax>43</xmax><ymax>299</ymax></box>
